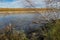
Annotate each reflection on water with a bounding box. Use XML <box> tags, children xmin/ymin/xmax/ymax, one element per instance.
<box><xmin>0</xmin><ymin>12</ymin><xmax>60</xmax><ymax>31</ymax></box>
<box><xmin>0</xmin><ymin>14</ymin><xmax>40</xmax><ymax>30</ymax></box>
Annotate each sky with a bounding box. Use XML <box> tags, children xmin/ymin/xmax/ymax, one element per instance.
<box><xmin>0</xmin><ymin>0</ymin><xmax>46</xmax><ymax>8</ymax></box>
<box><xmin>0</xmin><ymin>0</ymin><xmax>60</xmax><ymax>8</ymax></box>
<box><xmin>0</xmin><ymin>0</ymin><xmax>14</xmax><ymax>2</ymax></box>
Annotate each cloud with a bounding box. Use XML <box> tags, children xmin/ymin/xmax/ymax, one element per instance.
<box><xmin>0</xmin><ymin>0</ymin><xmax>24</xmax><ymax>8</ymax></box>
<box><xmin>0</xmin><ymin>0</ymin><xmax>46</xmax><ymax>8</ymax></box>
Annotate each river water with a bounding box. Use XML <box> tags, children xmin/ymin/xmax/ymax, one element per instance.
<box><xmin>0</xmin><ymin>12</ymin><xmax>60</xmax><ymax>31</ymax></box>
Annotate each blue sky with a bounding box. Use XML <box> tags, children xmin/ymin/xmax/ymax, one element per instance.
<box><xmin>0</xmin><ymin>0</ymin><xmax>14</xmax><ymax>2</ymax></box>
<box><xmin>0</xmin><ymin>0</ymin><xmax>60</xmax><ymax>8</ymax></box>
<box><xmin>0</xmin><ymin>0</ymin><xmax>47</xmax><ymax>8</ymax></box>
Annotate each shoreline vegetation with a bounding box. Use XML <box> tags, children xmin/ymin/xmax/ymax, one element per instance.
<box><xmin>0</xmin><ymin>8</ymin><xmax>60</xmax><ymax>11</ymax></box>
<box><xmin>0</xmin><ymin>8</ymin><xmax>60</xmax><ymax>15</ymax></box>
<box><xmin>0</xmin><ymin>19</ymin><xmax>60</xmax><ymax>40</ymax></box>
